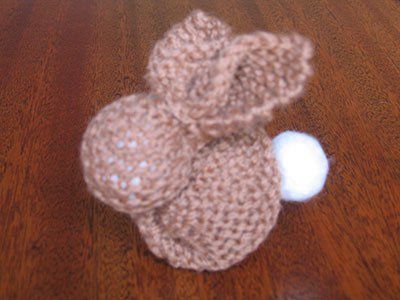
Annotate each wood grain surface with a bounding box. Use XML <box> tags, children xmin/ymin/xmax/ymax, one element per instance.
<box><xmin>1</xmin><ymin>0</ymin><xmax>400</xmax><ymax>299</ymax></box>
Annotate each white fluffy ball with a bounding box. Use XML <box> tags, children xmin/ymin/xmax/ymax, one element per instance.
<box><xmin>272</xmin><ymin>131</ymin><xmax>329</xmax><ymax>202</ymax></box>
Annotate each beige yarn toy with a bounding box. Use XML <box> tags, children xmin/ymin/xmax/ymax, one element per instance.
<box><xmin>81</xmin><ymin>10</ymin><xmax>329</xmax><ymax>271</ymax></box>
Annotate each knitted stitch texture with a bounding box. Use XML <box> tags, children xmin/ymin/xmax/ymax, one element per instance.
<box><xmin>136</xmin><ymin>129</ymin><xmax>281</xmax><ymax>271</ymax></box>
<box><xmin>81</xmin><ymin>10</ymin><xmax>314</xmax><ymax>271</ymax></box>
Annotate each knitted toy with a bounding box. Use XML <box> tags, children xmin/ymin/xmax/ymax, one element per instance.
<box><xmin>81</xmin><ymin>10</ymin><xmax>329</xmax><ymax>271</ymax></box>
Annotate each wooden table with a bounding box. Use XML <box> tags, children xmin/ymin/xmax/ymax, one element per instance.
<box><xmin>1</xmin><ymin>0</ymin><xmax>399</xmax><ymax>299</ymax></box>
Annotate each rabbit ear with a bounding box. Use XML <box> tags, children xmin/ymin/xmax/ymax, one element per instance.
<box><xmin>146</xmin><ymin>10</ymin><xmax>232</xmax><ymax>123</ymax></box>
<box><xmin>147</xmin><ymin>11</ymin><xmax>314</xmax><ymax>138</ymax></box>
<box><xmin>191</xmin><ymin>32</ymin><xmax>314</xmax><ymax>137</ymax></box>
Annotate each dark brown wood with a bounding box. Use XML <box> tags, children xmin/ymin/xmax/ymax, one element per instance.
<box><xmin>1</xmin><ymin>0</ymin><xmax>399</xmax><ymax>299</ymax></box>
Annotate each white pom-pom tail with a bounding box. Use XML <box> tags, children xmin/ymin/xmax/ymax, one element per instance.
<box><xmin>272</xmin><ymin>131</ymin><xmax>329</xmax><ymax>202</ymax></box>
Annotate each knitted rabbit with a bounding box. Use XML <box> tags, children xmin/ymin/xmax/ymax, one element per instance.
<box><xmin>81</xmin><ymin>10</ymin><xmax>328</xmax><ymax>271</ymax></box>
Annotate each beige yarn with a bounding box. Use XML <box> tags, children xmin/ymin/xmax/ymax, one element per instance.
<box><xmin>136</xmin><ymin>129</ymin><xmax>281</xmax><ymax>271</ymax></box>
<box><xmin>81</xmin><ymin>10</ymin><xmax>313</xmax><ymax>271</ymax></box>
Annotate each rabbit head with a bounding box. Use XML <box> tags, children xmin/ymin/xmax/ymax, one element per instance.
<box><xmin>80</xmin><ymin>94</ymin><xmax>196</xmax><ymax>215</ymax></box>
